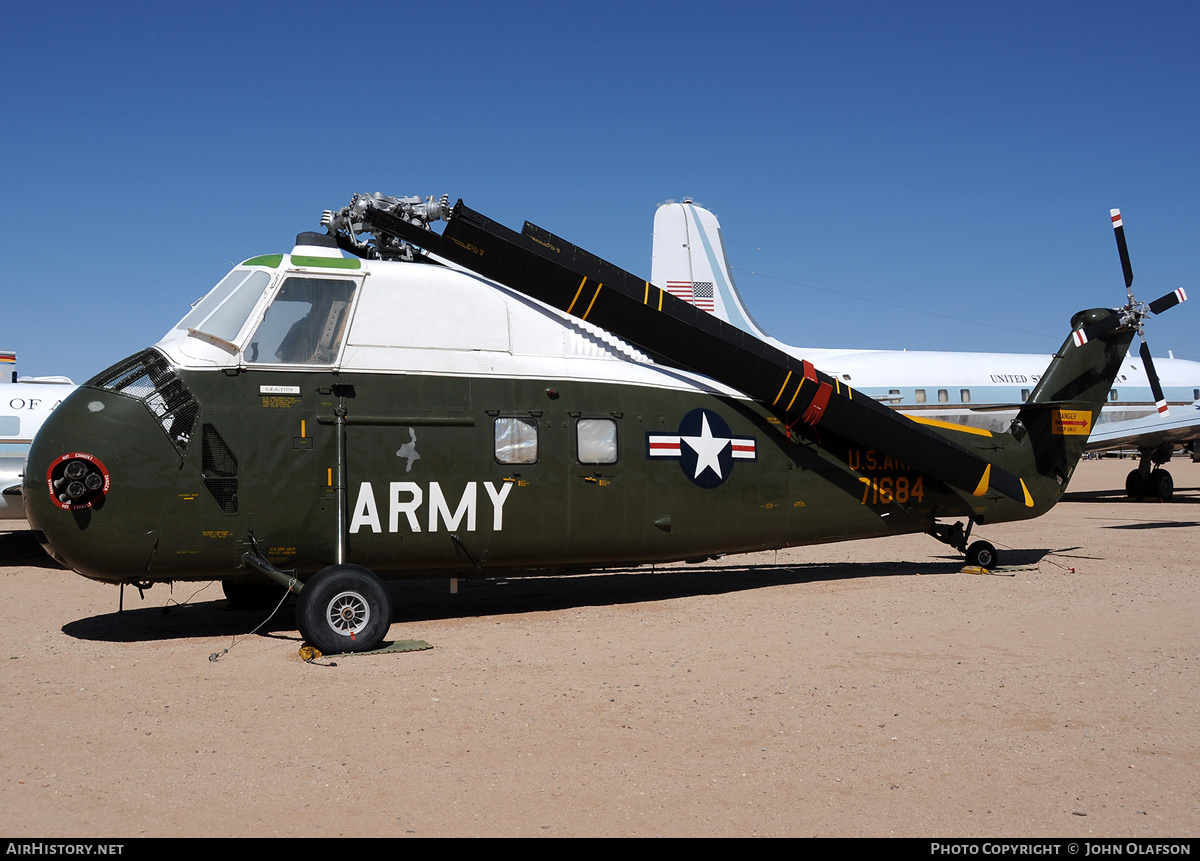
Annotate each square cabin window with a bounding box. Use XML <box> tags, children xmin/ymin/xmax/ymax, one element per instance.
<box><xmin>494</xmin><ymin>417</ymin><xmax>538</xmax><ymax>464</ymax></box>
<box><xmin>577</xmin><ymin>418</ymin><xmax>618</xmax><ymax>464</ymax></box>
<box><xmin>938</xmin><ymin>389</ymin><xmax>949</xmax><ymax>403</ymax></box>
<box><xmin>914</xmin><ymin>389</ymin><xmax>927</xmax><ymax>404</ymax></box>
<box><xmin>960</xmin><ymin>388</ymin><xmax>971</xmax><ymax>403</ymax></box>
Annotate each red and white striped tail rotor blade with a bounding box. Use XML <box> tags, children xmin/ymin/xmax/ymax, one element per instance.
<box><xmin>1139</xmin><ymin>340</ymin><xmax>1170</xmax><ymax>416</ymax></box>
<box><xmin>1111</xmin><ymin>208</ymin><xmax>1135</xmax><ymax>293</ymax></box>
<box><xmin>1148</xmin><ymin>287</ymin><xmax>1187</xmax><ymax>316</ymax></box>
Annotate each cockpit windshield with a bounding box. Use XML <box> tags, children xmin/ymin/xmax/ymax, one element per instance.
<box><xmin>175</xmin><ymin>269</ymin><xmax>273</xmax><ymax>344</ymax></box>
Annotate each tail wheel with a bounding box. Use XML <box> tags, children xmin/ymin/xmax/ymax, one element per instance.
<box><xmin>296</xmin><ymin>564</ymin><xmax>393</xmax><ymax>654</ymax></box>
<box><xmin>965</xmin><ymin>540</ymin><xmax>998</xmax><ymax>570</ymax></box>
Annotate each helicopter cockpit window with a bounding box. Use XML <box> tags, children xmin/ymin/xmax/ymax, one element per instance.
<box><xmin>246</xmin><ymin>277</ymin><xmax>357</xmax><ymax>365</ymax></box>
<box><xmin>176</xmin><ymin>269</ymin><xmax>272</xmax><ymax>344</ymax></box>
<box><xmin>494</xmin><ymin>417</ymin><xmax>538</xmax><ymax>464</ymax></box>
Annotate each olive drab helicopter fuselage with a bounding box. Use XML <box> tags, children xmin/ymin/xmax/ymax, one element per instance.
<box><xmin>24</xmin><ymin>193</ymin><xmax>1177</xmax><ymax>654</ymax></box>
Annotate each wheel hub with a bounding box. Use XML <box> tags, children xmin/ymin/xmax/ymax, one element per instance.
<box><xmin>326</xmin><ymin>591</ymin><xmax>370</xmax><ymax>635</ymax></box>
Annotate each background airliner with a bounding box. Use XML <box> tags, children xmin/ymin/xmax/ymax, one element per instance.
<box><xmin>1</xmin><ymin>353</ymin><xmax>74</xmax><ymax>519</ymax></box>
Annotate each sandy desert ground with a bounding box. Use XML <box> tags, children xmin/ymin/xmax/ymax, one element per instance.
<box><xmin>0</xmin><ymin>458</ymin><xmax>1197</xmax><ymax>838</ymax></box>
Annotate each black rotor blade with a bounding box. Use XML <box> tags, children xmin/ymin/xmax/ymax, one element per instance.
<box><xmin>1139</xmin><ymin>340</ymin><xmax>1170</xmax><ymax>416</ymax></box>
<box><xmin>1148</xmin><ymin>287</ymin><xmax>1188</xmax><ymax>316</ymax></box>
<box><xmin>1111</xmin><ymin>209</ymin><xmax>1134</xmax><ymax>292</ymax></box>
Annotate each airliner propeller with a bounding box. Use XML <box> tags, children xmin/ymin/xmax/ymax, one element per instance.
<box><xmin>1070</xmin><ymin>209</ymin><xmax>1186</xmax><ymax>416</ymax></box>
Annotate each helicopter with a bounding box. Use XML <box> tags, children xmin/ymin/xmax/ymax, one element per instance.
<box><xmin>23</xmin><ymin>192</ymin><xmax>1182</xmax><ymax>655</ymax></box>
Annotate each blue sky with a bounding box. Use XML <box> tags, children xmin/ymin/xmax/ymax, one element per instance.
<box><xmin>5</xmin><ymin>1</ymin><xmax>1198</xmax><ymax>381</ymax></box>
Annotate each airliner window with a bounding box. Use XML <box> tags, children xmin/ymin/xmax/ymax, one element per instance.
<box><xmin>577</xmin><ymin>418</ymin><xmax>618</xmax><ymax>464</ymax></box>
<box><xmin>961</xmin><ymin>389</ymin><xmax>971</xmax><ymax>403</ymax></box>
<box><xmin>914</xmin><ymin>389</ymin><xmax>926</xmax><ymax>404</ymax></box>
<box><xmin>247</xmin><ymin>278</ymin><xmax>357</xmax><ymax>365</ymax></box>
<box><xmin>938</xmin><ymin>389</ymin><xmax>949</xmax><ymax>403</ymax></box>
<box><xmin>494</xmin><ymin>417</ymin><xmax>538</xmax><ymax>464</ymax></box>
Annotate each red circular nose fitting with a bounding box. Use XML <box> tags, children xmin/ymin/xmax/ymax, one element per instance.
<box><xmin>46</xmin><ymin>452</ymin><xmax>111</xmax><ymax>510</ymax></box>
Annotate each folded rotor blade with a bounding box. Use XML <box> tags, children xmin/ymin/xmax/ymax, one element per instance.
<box><xmin>432</xmin><ymin>204</ymin><xmax>1030</xmax><ymax>504</ymax></box>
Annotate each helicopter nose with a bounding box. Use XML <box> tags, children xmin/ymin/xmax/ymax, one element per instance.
<box><xmin>24</xmin><ymin>373</ymin><xmax>188</xmax><ymax>583</ymax></box>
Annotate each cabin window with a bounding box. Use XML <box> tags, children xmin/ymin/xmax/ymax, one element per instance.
<box><xmin>247</xmin><ymin>277</ymin><xmax>357</xmax><ymax>365</ymax></box>
<box><xmin>176</xmin><ymin>269</ymin><xmax>272</xmax><ymax>343</ymax></box>
<box><xmin>1109</xmin><ymin>389</ymin><xmax>1118</xmax><ymax>401</ymax></box>
<box><xmin>1021</xmin><ymin>389</ymin><xmax>1030</xmax><ymax>402</ymax></box>
<box><xmin>960</xmin><ymin>389</ymin><xmax>971</xmax><ymax>403</ymax></box>
<box><xmin>494</xmin><ymin>417</ymin><xmax>538</xmax><ymax>464</ymax></box>
<box><xmin>1194</xmin><ymin>389</ymin><xmax>1199</xmax><ymax>401</ymax></box>
<box><xmin>938</xmin><ymin>389</ymin><xmax>949</xmax><ymax>403</ymax></box>
<box><xmin>577</xmin><ymin>418</ymin><xmax>618</xmax><ymax>464</ymax></box>
<box><xmin>0</xmin><ymin>416</ymin><xmax>18</xmax><ymax>436</ymax></box>
<box><xmin>914</xmin><ymin>389</ymin><xmax>926</xmax><ymax>404</ymax></box>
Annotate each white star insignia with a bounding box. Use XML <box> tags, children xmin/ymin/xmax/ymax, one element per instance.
<box><xmin>680</xmin><ymin>413</ymin><xmax>731</xmax><ymax>480</ymax></box>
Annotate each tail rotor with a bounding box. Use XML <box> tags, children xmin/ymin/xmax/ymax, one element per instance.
<box><xmin>1071</xmin><ymin>209</ymin><xmax>1186</xmax><ymax>416</ymax></box>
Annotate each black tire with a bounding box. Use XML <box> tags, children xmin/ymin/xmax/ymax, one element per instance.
<box><xmin>1153</xmin><ymin>470</ymin><xmax>1174</xmax><ymax>502</ymax></box>
<box><xmin>965</xmin><ymin>540</ymin><xmax>998</xmax><ymax>570</ymax></box>
<box><xmin>222</xmin><ymin>578</ymin><xmax>286</xmax><ymax>609</ymax></box>
<box><xmin>1126</xmin><ymin>469</ymin><xmax>1146</xmax><ymax>500</ymax></box>
<box><xmin>296</xmin><ymin>564</ymin><xmax>393</xmax><ymax>654</ymax></box>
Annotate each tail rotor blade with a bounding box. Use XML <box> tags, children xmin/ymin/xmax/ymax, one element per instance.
<box><xmin>1148</xmin><ymin>287</ymin><xmax>1188</xmax><ymax>316</ymax></box>
<box><xmin>1139</xmin><ymin>340</ymin><xmax>1170</xmax><ymax>416</ymax></box>
<box><xmin>1111</xmin><ymin>209</ymin><xmax>1134</xmax><ymax>293</ymax></box>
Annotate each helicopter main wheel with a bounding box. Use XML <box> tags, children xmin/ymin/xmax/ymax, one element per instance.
<box><xmin>965</xmin><ymin>540</ymin><xmax>998</xmax><ymax>570</ymax></box>
<box><xmin>296</xmin><ymin>564</ymin><xmax>393</xmax><ymax>654</ymax></box>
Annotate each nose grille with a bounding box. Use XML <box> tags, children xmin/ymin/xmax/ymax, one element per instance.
<box><xmin>88</xmin><ymin>350</ymin><xmax>199</xmax><ymax>454</ymax></box>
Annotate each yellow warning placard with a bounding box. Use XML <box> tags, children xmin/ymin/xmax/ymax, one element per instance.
<box><xmin>1052</xmin><ymin>408</ymin><xmax>1092</xmax><ymax>435</ymax></box>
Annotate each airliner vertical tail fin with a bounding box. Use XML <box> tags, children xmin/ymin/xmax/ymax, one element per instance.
<box><xmin>650</xmin><ymin>201</ymin><xmax>770</xmax><ymax>340</ymax></box>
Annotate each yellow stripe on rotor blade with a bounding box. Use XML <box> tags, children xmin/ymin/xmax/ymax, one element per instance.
<box><xmin>786</xmin><ymin>377</ymin><xmax>806</xmax><ymax>411</ymax></box>
<box><xmin>910</xmin><ymin>415</ymin><xmax>994</xmax><ymax>437</ymax></box>
<box><xmin>566</xmin><ymin>276</ymin><xmax>588</xmax><ymax>314</ymax></box>
<box><xmin>972</xmin><ymin>464</ymin><xmax>991</xmax><ymax>497</ymax></box>
<box><xmin>582</xmin><ymin>283</ymin><xmax>603</xmax><ymax>320</ymax></box>
<box><xmin>773</xmin><ymin>371</ymin><xmax>793</xmax><ymax>405</ymax></box>
<box><xmin>1020</xmin><ymin>478</ymin><xmax>1034</xmax><ymax>508</ymax></box>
